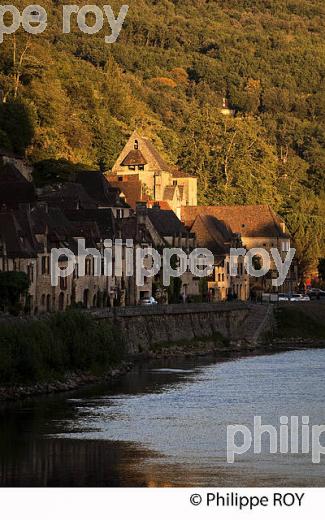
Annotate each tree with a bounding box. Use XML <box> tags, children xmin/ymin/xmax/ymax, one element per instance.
<box><xmin>318</xmin><ymin>259</ymin><xmax>325</xmax><ymax>282</ymax></box>
<box><xmin>0</xmin><ymin>272</ymin><xmax>30</xmax><ymax>313</ymax></box>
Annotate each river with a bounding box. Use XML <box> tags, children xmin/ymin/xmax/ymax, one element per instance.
<box><xmin>1</xmin><ymin>348</ymin><xmax>325</xmax><ymax>487</ymax></box>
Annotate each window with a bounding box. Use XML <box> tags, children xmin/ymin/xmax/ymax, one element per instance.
<box><xmin>118</xmin><ymin>176</ymin><xmax>123</xmax><ymax>182</ymax></box>
<box><xmin>134</xmin><ymin>140</ymin><xmax>139</xmax><ymax>150</ymax></box>
<box><xmin>41</xmin><ymin>256</ymin><xmax>49</xmax><ymax>275</ymax></box>
<box><xmin>60</xmin><ymin>276</ymin><xmax>67</xmax><ymax>290</ymax></box>
<box><xmin>173</xmin><ymin>180</ymin><xmax>177</xmax><ymax>186</ymax></box>
<box><xmin>28</xmin><ymin>264</ymin><xmax>34</xmax><ymax>283</ymax></box>
<box><xmin>138</xmin><ymin>165</ymin><xmax>144</xmax><ymax>171</ymax></box>
<box><xmin>128</xmin><ymin>165</ymin><xmax>136</xmax><ymax>171</ymax></box>
<box><xmin>85</xmin><ymin>258</ymin><xmax>92</xmax><ymax>276</ymax></box>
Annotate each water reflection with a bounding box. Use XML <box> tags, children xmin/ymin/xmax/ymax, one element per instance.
<box><xmin>1</xmin><ymin>350</ymin><xmax>325</xmax><ymax>487</ymax></box>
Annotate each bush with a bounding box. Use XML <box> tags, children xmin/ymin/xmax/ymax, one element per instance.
<box><xmin>0</xmin><ymin>311</ymin><xmax>125</xmax><ymax>386</ymax></box>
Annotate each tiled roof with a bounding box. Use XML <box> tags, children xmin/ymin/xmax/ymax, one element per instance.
<box><xmin>108</xmin><ymin>176</ymin><xmax>151</xmax><ymax>209</ymax></box>
<box><xmin>0</xmin><ymin>163</ymin><xmax>36</xmax><ymax>207</ymax></box>
<box><xmin>182</xmin><ymin>205</ymin><xmax>289</xmax><ymax>238</ymax></box>
<box><xmin>39</xmin><ymin>182</ymin><xmax>97</xmax><ymax>210</ymax></box>
<box><xmin>148</xmin><ymin>200</ymin><xmax>172</xmax><ymax>211</ymax></box>
<box><xmin>0</xmin><ymin>207</ymin><xmax>39</xmax><ymax>258</ymax></box>
<box><xmin>76</xmin><ymin>171</ymin><xmax>129</xmax><ymax>208</ymax></box>
<box><xmin>171</xmin><ymin>167</ymin><xmax>196</xmax><ymax>179</ymax></box>
<box><xmin>148</xmin><ymin>208</ymin><xmax>188</xmax><ymax>237</ymax></box>
<box><xmin>191</xmin><ymin>215</ymin><xmax>232</xmax><ymax>255</ymax></box>
<box><xmin>64</xmin><ymin>209</ymin><xmax>115</xmax><ymax>239</ymax></box>
<box><xmin>113</xmin><ymin>131</ymin><xmax>175</xmax><ymax>174</ymax></box>
<box><xmin>121</xmin><ymin>149</ymin><xmax>147</xmax><ymax>166</ymax></box>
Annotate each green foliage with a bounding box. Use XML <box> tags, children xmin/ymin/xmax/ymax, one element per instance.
<box><xmin>0</xmin><ymin>272</ymin><xmax>30</xmax><ymax>311</ymax></box>
<box><xmin>318</xmin><ymin>259</ymin><xmax>325</xmax><ymax>281</ymax></box>
<box><xmin>0</xmin><ymin>311</ymin><xmax>126</xmax><ymax>385</ymax></box>
<box><xmin>0</xmin><ymin>101</ymin><xmax>35</xmax><ymax>154</ymax></box>
<box><xmin>0</xmin><ymin>0</ymin><xmax>324</xmax><ymax>270</ymax></box>
<box><xmin>275</xmin><ymin>305</ymin><xmax>325</xmax><ymax>339</ymax></box>
<box><xmin>32</xmin><ymin>158</ymin><xmax>88</xmax><ymax>187</ymax></box>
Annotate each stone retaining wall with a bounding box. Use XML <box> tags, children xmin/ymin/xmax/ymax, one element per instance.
<box><xmin>92</xmin><ymin>303</ymin><xmax>272</xmax><ymax>354</ymax></box>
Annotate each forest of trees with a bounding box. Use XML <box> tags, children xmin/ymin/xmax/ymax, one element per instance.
<box><xmin>0</xmin><ymin>0</ymin><xmax>324</xmax><ymax>273</ymax></box>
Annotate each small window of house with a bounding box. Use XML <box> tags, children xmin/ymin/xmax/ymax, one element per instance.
<box><xmin>138</xmin><ymin>165</ymin><xmax>144</xmax><ymax>171</ymax></box>
<box><xmin>118</xmin><ymin>176</ymin><xmax>123</xmax><ymax>182</ymax></box>
<box><xmin>129</xmin><ymin>165</ymin><xmax>136</xmax><ymax>171</ymax></box>
<box><xmin>134</xmin><ymin>140</ymin><xmax>139</xmax><ymax>150</ymax></box>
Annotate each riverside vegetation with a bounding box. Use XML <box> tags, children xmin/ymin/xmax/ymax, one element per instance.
<box><xmin>0</xmin><ymin>0</ymin><xmax>324</xmax><ymax>275</ymax></box>
<box><xmin>0</xmin><ymin>311</ymin><xmax>126</xmax><ymax>387</ymax></box>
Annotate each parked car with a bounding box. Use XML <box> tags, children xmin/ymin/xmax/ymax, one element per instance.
<box><xmin>278</xmin><ymin>293</ymin><xmax>290</xmax><ymax>301</ymax></box>
<box><xmin>290</xmin><ymin>294</ymin><xmax>311</xmax><ymax>302</ymax></box>
<box><xmin>308</xmin><ymin>289</ymin><xmax>325</xmax><ymax>300</ymax></box>
<box><xmin>140</xmin><ymin>296</ymin><xmax>158</xmax><ymax>306</ymax></box>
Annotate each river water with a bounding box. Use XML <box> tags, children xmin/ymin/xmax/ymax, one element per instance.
<box><xmin>1</xmin><ymin>349</ymin><xmax>325</xmax><ymax>487</ymax></box>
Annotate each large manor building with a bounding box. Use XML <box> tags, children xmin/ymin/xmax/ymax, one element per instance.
<box><xmin>106</xmin><ymin>131</ymin><xmax>197</xmax><ymax>217</ymax></box>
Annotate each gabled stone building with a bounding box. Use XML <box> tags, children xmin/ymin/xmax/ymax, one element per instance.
<box><xmin>107</xmin><ymin>131</ymin><xmax>197</xmax><ymax>217</ymax></box>
<box><xmin>182</xmin><ymin>204</ymin><xmax>298</xmax><ymax>294</ymax></box>
<box><xmin>190</xmin><ymin>214</ymin><xmax>249</xmax><ymax>301</ymax></box>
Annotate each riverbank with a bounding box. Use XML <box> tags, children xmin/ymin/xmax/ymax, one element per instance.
<box><xmin>0</xmin><ymin>311</ymin><xmax>126</xmax><ymax>401</ymax></box>
<box><xmin>0</xmin><ymin>361</ymin><xmax>134</xmax><ymax>401</ymax></box>
<box><xmin>1</xmin><ymin>303</ymin><xmax>324</xmax><ymax>401</ymax></box>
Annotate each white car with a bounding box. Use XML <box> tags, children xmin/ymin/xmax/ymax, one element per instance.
<box><xmin>278</xmin><ymin>293</ymin><xmax>290</xmax><ymax>301</ymax></box>
<box><xmin>290</xmin><ymin>294</ymin><xmax>310</xmax><ymax>302</ymax></box>
<box><xmin>140</xmin><ymin>296</ymin><xmax>158</xmax><ymax>306</ymax></box>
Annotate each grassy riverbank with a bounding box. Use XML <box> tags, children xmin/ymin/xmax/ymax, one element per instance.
<box><xmin>275</xmin><ymin>303</ymin><xmax>325</xmax><ymax>340</ymax></box>
<box><xmin>0</xmin><ymin>311</ymin><xmax>126</xmax><ymax>387</ymax></box>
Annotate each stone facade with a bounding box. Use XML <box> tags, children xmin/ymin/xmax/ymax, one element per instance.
<box><xmin>108</xmin><ymin>130</ymin><xmax>197</xmax><ymax>217</ymax></box>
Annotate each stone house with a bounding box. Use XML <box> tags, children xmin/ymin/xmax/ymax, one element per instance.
<box><xmin>135</xmin><ymin>202</ymin><xmax>201</xmax><ymax>302</ymax></box>
<box><xmin>107</xmin><ymin>130</ymin><xmax>197</xmax><ymax>217</ymax></box>
<box><xmin>182</xmin><ymin>204</ymin><xmax>298</xmax><ymax>294</ymax></box>
<box><xmin>190</xmin><ymin>214</ymin><xmax>249</xmax><ymax>301</ymax></box>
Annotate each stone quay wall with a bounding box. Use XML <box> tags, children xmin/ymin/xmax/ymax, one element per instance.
<box><xmin>92</xmin><ymin>303</ymin><xmax>273</xmax><ymax>354</ymax></box>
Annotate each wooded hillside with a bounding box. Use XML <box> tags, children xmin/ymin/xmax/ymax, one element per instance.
<box><xmin>0</xmin><ymin>0</ymin><xmax>324</xmax><ymax>271</ymax></box>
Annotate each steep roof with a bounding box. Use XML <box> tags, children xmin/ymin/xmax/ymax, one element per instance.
<box><xmin>113</xmin><ymin>131</ymin><xmax>173</xmax><ymax>173</ymax></box>
<box><xmin>148</xmin><ymin>200</ymin><xmax>172</xmax><ymax>211</ymax></box>
<box><xmin>64</xmin><ymin>208</ymin><xmax>115</xmax><ymax>239</ymax></box>
<box><xmin>0</xmin><ymin>207</ymin><xmax>40</xmax><ymax>258</ymax></box>
<box><xmin>148</xmin><ymin>208</ymin><xmax>188</xmax><ymax>237</ymax></box>
<box><xmin>107</xmin><ymin>175</ymin><xmax>151</xmax><ymax>209</ymax></box>
<box><xmin>39</xmin><ymin>182</ymin><xmax>97</xmax><ymax>210</ymax></box>
<box><xmin>182</xmin><ymin>205</ymin><xmax>289</xmax><ymax>238</ymax></box>
<box><xmin>170</xmin><ymin>167</ymin><xmax>196</xmax><ymax>179</ymax></box>
<box><xmin>76</xmin><ymin>171</ymin><xmax>129</xmax><ymax>208</ymax></box>
<box><xmin>0</xmin><ymin>163</ymin><xmax>36</xmax><ymax>207</ymax></box>
<box><xmin>121</xmin><ymin>149</ymin><xmax>147</xmax><ymax>166</ymax></box>
<box><xmin>191</xmin><ymin>215</ymin><xmax>232</xmax><ymax>255</ymax></box>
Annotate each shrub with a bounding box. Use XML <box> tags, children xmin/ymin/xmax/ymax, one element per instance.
<box><xmin>0</xmin><ymin>311</ymin><xmax>125</xmax><ymax>386</ymax></box>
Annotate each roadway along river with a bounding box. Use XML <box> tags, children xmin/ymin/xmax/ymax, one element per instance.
<box><xmin>1</xmin><ymin>349</ymin><xmax>325</xmax><ymax>486</ymax></box>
